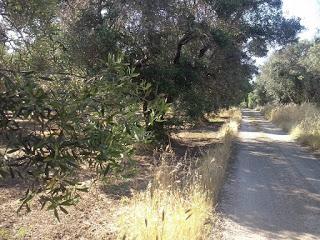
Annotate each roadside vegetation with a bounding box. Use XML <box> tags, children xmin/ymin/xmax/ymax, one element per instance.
<box><xmin>261</xmin><ymin>104</ymin><xmax>320</xmax><ymax>150</ymax></box>
<box><xmin>0</xmin><ymin>108</ymin><xmax>240</xmax><ymax>239</ymax></box>
<box><xmin>250</xmin><ymin>39</ymin><xmax>320</xmax><ymax>107</ymax></box>
<box><xmin>117</xmin><ymin>109</ymin><xmax>241</xmax><ymax>240</ymax></box>
<box><xmin>0</xmin><ymin>0</ymin><xmax>303</xmax><ymax>239</ymax></box>
<box><xmin>250</xmin><ymin>38</ymin><xmax>320</xmax><ymax>151</ymax></box>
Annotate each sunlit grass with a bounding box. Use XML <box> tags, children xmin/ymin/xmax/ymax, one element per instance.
<box><xmin>118</xmin><ymin>186</ymin><xmax>213</xmax><ymax>240</ymax></box>
<box><xmin>116</xmin><ymin>108</ymin><xmax>241</xmax><ymax>239</ymax></box>
<box><xmin>261</xmin><ymin>103</ymin><xmax>320</xmax><ymax>150</ymax></box>
<box><xmin>0</xmin><ymin>228</ymin><xmax>10</xmax><ymax>239</ymax></box>
<box><xmin>199</xmin><ymin>119</ymin><xmax>239</xmax><ymax>202</ymax></box>
<box><xmin>173</xmin><ymin>131</ymin><xmax>217</xmax><ymax>141</ymax></box>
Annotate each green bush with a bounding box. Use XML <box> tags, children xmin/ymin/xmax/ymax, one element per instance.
<box><xmin>0</xmin><ymin>56</ymin><xmax>166</xmax><ymax>217</ymax></box>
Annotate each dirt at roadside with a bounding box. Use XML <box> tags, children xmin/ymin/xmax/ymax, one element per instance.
<box><xmin>0</xmin><ymin>118</ymin><xmax>226</xmax><ymax>240</ymax></box>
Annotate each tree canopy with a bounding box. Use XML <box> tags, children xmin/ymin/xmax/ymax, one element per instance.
<box><xmin>253</xmin><ymin>39</ymin><xmax>320</xmax><ymax>105</ymax></box>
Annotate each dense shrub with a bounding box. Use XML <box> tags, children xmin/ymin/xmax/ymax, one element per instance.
<box><xmin>0</xmin><ymin>56</ymin><xmax>166</xmax><ymax>215</ymax></box>
<box><xmin>254</xmin><ymin>40</ymin><xmax>320</xmax><ymax>105</ymax></box>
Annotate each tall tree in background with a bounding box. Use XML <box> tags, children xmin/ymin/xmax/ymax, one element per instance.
<box><xmin>254</xmin><ymin>39</ymin><xmax>320</xmax><ymax>105</ymax></box>
<box><xmin>58</xmin><ymin>0</ymin><xmax>302</xmax><ymax>118</ymax></box>
<box><xmin>0</xmin><ymin>0</ymin><xmax>302</xmax><ymax>118</ymax></box>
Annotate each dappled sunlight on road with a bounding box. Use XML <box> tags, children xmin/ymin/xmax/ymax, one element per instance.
<box><xmin>219</xmin><ymin>109</ymin><xmax>320</xmax><ymax>240</ymax></box>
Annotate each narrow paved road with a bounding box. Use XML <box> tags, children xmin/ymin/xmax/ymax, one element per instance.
<box><xmin>219</xmin><ymin>109</ymin><xmax>320</xmax><ymax>240</ymax></box>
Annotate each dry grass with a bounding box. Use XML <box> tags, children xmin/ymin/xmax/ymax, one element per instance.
<box><xmin>199</xmin><ymin>119</ymin><xmax>240</xmax><ymax>202</ymax></box>
<box><xmin>261</xmin><ymin>103</ymin><xmax>320</xmax><ymax>150</ymax></box>
<box><xmin>116</xmin><ymin>108</ymin><xmax>241</xmax><ymax>240</ymax></box>
<box><xmin>173</xmin><ymin>131</ymin><xmax>216</xmax><ymax>141</ymax></box>
<box><xmin>217</xmin><ymin>107</ymin><xmax>242</xmax><ymax>123</ymax></box>
<box><xmin>0</xmin><ymin>154</ymin><xmax>153</xmax><ymax>239</ymax></box>
<box><xmin>0</xmin><ymin>108</ymin><xmax>241</xmax><ymax>239</ymax></box>
<box><xmin>117</xmin><ymin>186</ymin><xmax>213</xmax><ymax>240</ymax></box>
<box><xmin>0</xmin><ymin>180</ymin><xmax>119</xmax><ymax>239</ymax></box>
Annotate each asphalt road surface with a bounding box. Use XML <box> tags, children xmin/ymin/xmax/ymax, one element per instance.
<box><xmin>219</xmin><ymin>109</ymin><xmax>320</xmax><ymax>240</ymax></box>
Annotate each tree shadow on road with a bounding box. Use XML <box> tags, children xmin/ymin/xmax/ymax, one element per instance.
<box><xmin>218</xmin><ymin>113</ymin><xmax>320</xmax><ymax>239</ymax></box>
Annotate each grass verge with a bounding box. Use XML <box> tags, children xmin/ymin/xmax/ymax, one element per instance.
<box><xmin>116</xmin><ymin>108</ymin><xmax>241</xmax><ymax>240</ymax></box>
<box><xmin>261</xmin><ymin>103</ymin><xmax>320</xmax><ymax>150</ymax></box>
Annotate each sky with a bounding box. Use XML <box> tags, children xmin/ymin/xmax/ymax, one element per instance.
<box><xmin>255</xmin><ymin>0</ymin><xmax>320</xmax><ymax>67</ymax></box>
<box><xmin>283</xmin><ymin>0</ymin><xmax>320</xmax><ymax>39</ymax></box>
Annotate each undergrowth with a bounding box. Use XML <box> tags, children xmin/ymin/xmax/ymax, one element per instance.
<box><xmin>117</xmin><ymin>108</ymin><xmax>241</xmax><ymax>240</ymax></box>
<box><xmin>261</xmin><ymin>103</ymin><xmax>320</xmax><ymax>150</ymax></box>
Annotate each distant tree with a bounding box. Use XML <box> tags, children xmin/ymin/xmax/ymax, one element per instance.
<box><xmin>300</xmin><ymin>41</ymin><xmax>320</xmax><ymax>102</ymax></box>
<box><xmin>255</xmin><ymin>40</ymin><xmax>320</xmax><ymax>104</ymax></box>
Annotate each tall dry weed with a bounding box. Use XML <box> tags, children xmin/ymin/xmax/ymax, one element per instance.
<box><xmin>116</xmin><ymin>108</ymin><xmax>242</xmax><ymax>240</ymax></box>
<box><xmin>262</xmin><ymin>103</ymin><xmax>320</xmax><ymax>149</ymax></box>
